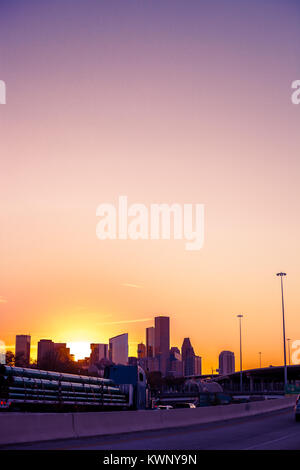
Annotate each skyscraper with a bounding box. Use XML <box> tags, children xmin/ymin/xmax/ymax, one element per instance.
<box><xmin>168</xmin><ymin>347</ymin><xmax>183</xmax><ymax>376</ymax></box>
<box><xmin>181</xmin><ymin>337</ymin><xmax>201</xmax><ymax>376</ymax></box>
<box><xmin>109</xmin><ymin>333</ymin><xmax>128</xmax><ymax>365</ymax></box>
<box><xmin>145</xmin><ymin>356</ymin><xmax>160</xmax><ymax>373</ymax></box>
<box><xmin>0</xmin><ymin>341</ymin><xmax>5</xmax><ymax>365</ymax></box>
<box><xmin>181</xmin><ymin>337</ymin><xmax>194</xmax><ymax>359</ymax></box>
<box><xmin>137</xmin><ymin>342</ymin><xmax>146</xmax><ymax>358</ymax></box>
<box><xmin>219</xmin><ymin>350</ymin><xmax>235</xmax><ymax>375</ymax></box>
<box><xmin>90</xmin><ymin>343</ymin><xmax>108</xmax><ymax>365</ymax></box>
<box><xmin>146</xmin><ymin>326</ymin><xmax>155</xmax><ymax>357</ymax></box>
<box><xmin>37</xmin><ymin>339</ymin><xmax>54</xmax><ymax>367</ymax></box>
<box><xmin>53</xmin><ymin>343</ymin><xmax>72</xmax><ymax>362</ymax></box>
<box><xmin>154</xmin><ymin>316</ymin><xmax>170</xmax><ymax>375</ymax></box>
<box><xmin>194</xmin><ymin>355</ymin><xmax>202</xmax><ymax>375</ymax></box>
<box><xmin>15</xmin><ymin>335</ymin><xmax>31</xmax><ymax>366</ymax></box>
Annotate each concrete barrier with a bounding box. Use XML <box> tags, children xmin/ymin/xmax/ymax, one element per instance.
<box><xmin>0</xmin><ymin>396</ymin><xmax>296</xmax><ymax>446</ymax></box>
<box><xmin>73</xmin><ymin>396</ymin><xmax>296</xmax><ymax>438</ymax></box>
<box><xmin>0</xmin><ymin>412</ymin><xmax>75</xmax><ymax>445</ymax></box>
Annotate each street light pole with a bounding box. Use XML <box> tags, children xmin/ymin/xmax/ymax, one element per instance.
<box><xmin>287</xmin><ymin>338</ymin><xmax>291</xmax><ymax>366</ymax></box>
<box><xmin>276</xmin><ymin>272</ymin><xmax>288</xmax><ymax>389</ymax></box>
<box><xmin>237</xmin><ymin>314</ymin><xmax>243</xmax><ymax>392</ymax></box>
<box><xmin>259</xmin><ymin>351</ymin><xmax>262</xmax><ymax>368</ymax></box>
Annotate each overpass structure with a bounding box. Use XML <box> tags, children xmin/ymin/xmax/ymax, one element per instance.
<box><xmin>187</xmin><ymin>365</ymin><xmax>300</xmax><ymax>394</ymax></box>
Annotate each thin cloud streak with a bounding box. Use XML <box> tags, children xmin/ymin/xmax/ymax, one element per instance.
<box><xmin>98</xmin><ymin>318</ymin><xmax>151</xmax><ymax>326</ymax></box>
<box><xmin>121</xmin><ymin>283</ymin><xmax>143</xmax><ymax>289</ymax></box>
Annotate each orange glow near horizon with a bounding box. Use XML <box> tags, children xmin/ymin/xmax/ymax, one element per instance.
<box><xmin>1</xmin><ymin>1</ymin><xmax>300</xmax><ymax>374</ymax></box>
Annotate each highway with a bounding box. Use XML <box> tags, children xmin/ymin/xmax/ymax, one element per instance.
<box><xmin>1</xmin><ymin>407</ymin><xmax>300</xmax><ymax>450</ymax></box>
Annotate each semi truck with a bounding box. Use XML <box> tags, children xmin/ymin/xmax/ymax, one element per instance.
<box><xmin>0</xmin><ymin>364</ymin><xmax>147</xmax><ymax>411</ymax></box>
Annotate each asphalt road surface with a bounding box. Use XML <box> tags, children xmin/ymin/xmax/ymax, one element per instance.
<box><xmin>1</xmin><ymin>407</ymin><xmax>300</xmax><ymax>450</ymax></box>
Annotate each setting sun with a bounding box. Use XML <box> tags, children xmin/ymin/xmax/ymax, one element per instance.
<box><xmin>67</xmin><ymin>342</ymin><xmax>91</xmax><ymax>361</ymax></box>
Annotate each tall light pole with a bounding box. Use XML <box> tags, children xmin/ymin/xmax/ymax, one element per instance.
<box><xmin>276</xmin><ymin>272</ymin><xmax>287</xmax><ymax>389</ymax></box>
<box><xmin>259</xmin><ymin>351</ymin><xmax>262</xmax><ymax>368</ymax></box>
<box><xmin>287</xmin><ymin>338</ymin><xmax>291</xmax><ymax>366</ymax></box>
<box><xmin>237</xmin><ymin>314</ymin><xmax>243</xmax><ymax>392</ymax></box>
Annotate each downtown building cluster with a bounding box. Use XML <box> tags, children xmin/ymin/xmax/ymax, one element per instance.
<box><xmin>131</xmin><ymin>316</ymin><xmax>202</xmax><ymax>378</ymax></box>
<box><xmin>13</xmin><ymin>334</ymin><xmax>129</xmax><ymax>373</ymax></box>
<box><xmin>12</xmin><ymin>318</ymin><xmax>235</xmax><ymax>378</ymax></box>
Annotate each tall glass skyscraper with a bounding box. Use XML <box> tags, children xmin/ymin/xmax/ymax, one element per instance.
<box><xmin>218</xmin><ymin>350</ymin><xmax>235</xmax><ymax>375</ymax></box>
<box><xmin>154</xmin><ymin>316</ymin><xmax>170</xmax><ymax>375</ymax></box>
<box><xmin>181</xmin><ymin>337</ymin><xmax>202</xmax><ymax>376</ymax></box>
<box><xmin>146</xmin><ymin>326</ymin><xmax>155</xmax><ymax>357</ymax></box>
<box><xmin>109</xmin><ymin>333</ymin><xmax>128</xmax><ymax>365</ymax></box>
<box><xmin>15</xmin><ymin>335</ymin><xmax>31</xmax><ymax>366</ymax></box>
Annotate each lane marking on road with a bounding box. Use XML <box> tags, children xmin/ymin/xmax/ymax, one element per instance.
<box><xmin>244</xmin><ymin>432</ymin><xmax>300</xmax><ymax>450</ymax></box>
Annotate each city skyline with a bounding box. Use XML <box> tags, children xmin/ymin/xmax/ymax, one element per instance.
<box><xmin>8</xmin><ymin>314</ymin><xmax>203</xmax><ymax>378</ymax></box>
<box><xmin>2</xmin><ymin>271</ymin><xmax>297</xmax><ymax>374</ymax></box>
<box><xmin>2</xmin><ymin>272</ymin><xmax>298</xmax><ymax>373</ymax></box>
<box><xmin>1</xmin><ymin>0</ymin><xmax>300</xmax><ymax>375</ymax></box>
<box><xmin>5</xmin><ymin>310</ymin><xmax>297</xmax><ymax>378</ymax></box>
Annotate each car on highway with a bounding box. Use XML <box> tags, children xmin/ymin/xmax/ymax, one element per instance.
<box><xmin>294</xmin><ymin>395</ymin><xmax>300</xmax><ymax>421</ymax></box>
<box><xmin>154</xmin><ymin>405</ymin><xmax>173</xmax><ymax>410</ymax></box>
<box><xmin>173</xmin><ymin>403</ymin><xmax>196</xmax><ymax>409</ymax></box>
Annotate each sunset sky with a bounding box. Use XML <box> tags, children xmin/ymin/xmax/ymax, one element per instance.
<box><xmin>0</xmin><ymin>0</ymin><xmax>300</xmax><ymax>373</ymax></box>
